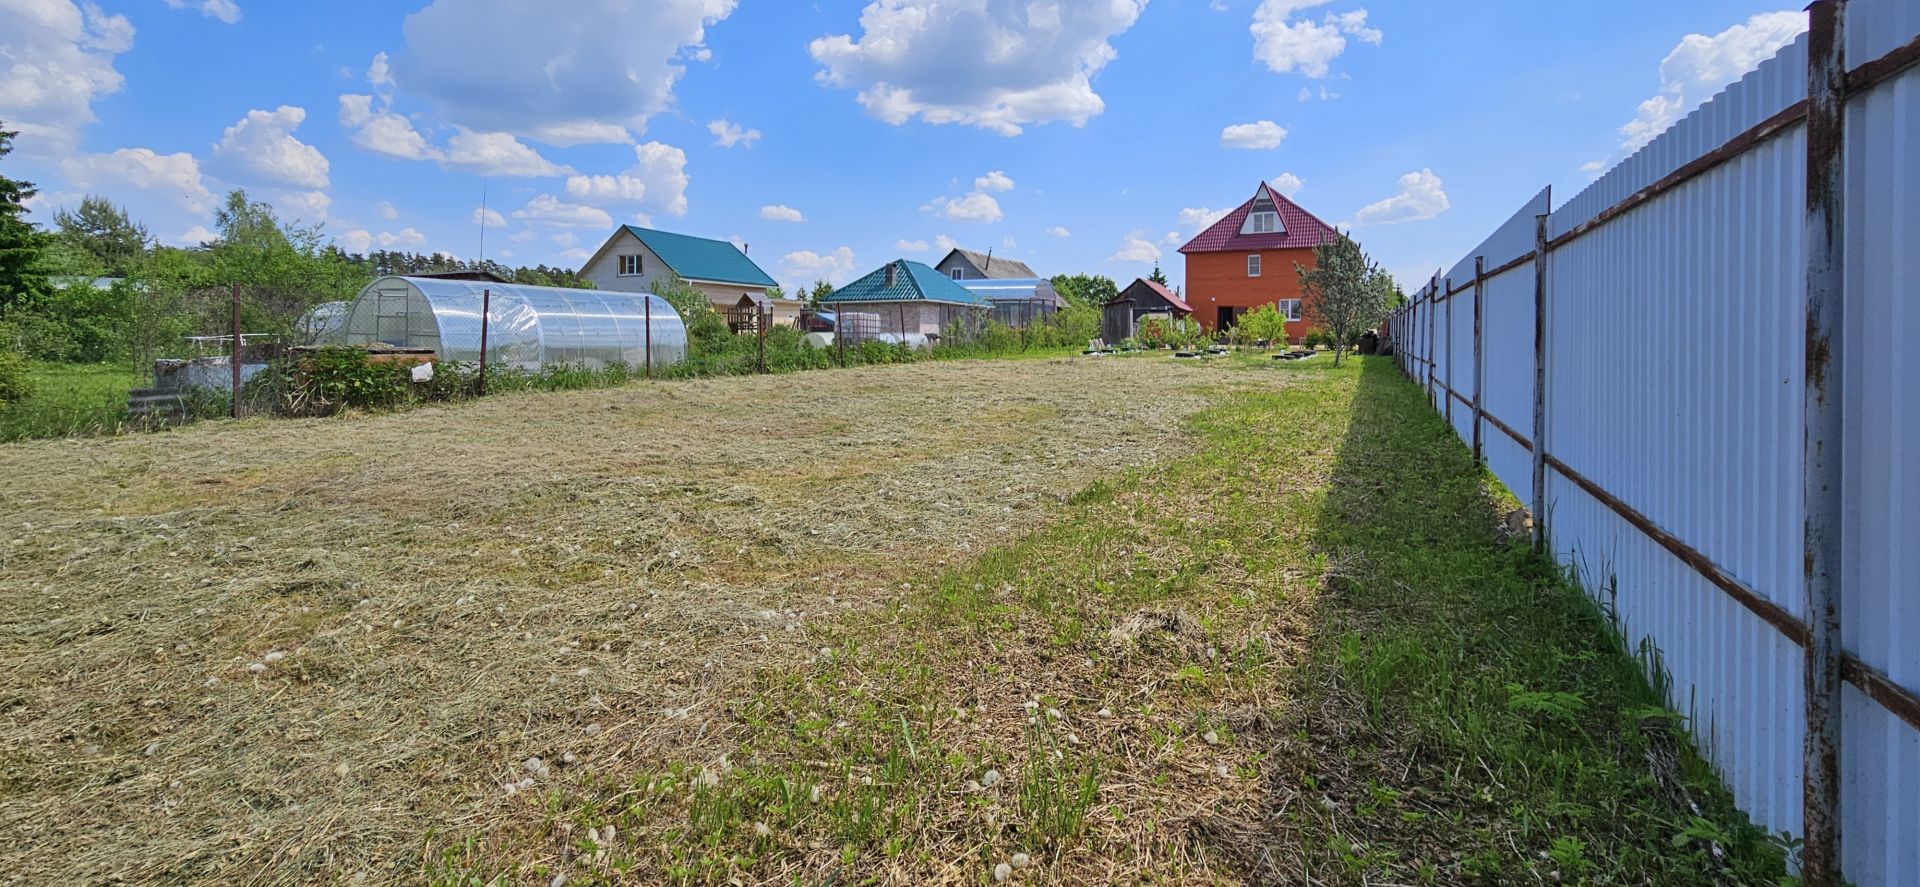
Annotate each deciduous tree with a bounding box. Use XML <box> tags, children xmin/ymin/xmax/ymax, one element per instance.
<box><xmin>1297</xmin><ymin>234</ymin><xmax>1393</xmax><ymax>366</ymax></box>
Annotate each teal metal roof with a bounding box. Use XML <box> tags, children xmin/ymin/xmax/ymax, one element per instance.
<box><xmin>624</xmin><ymin>225</ymin><xmax>777</xmax><ymax>288</ymax></box>
<box><xmin>820</xmin><ymin>260</ymin><xmax>991</xmax><ymax>306</ymax></box>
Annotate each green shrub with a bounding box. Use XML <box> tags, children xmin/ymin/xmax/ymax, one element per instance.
<box><xmin>0</xmin><ymin>340</ymin><xmax>33</xmax><ymax>406</ymax></box>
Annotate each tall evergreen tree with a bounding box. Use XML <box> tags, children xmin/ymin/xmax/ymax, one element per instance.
<box><xmin>55</xmin><ymin>196</ymin><xmax>151</xmax><ymax>276</ymax></box>
<box><xmin>0</xmin><ymin>123</ymin><xmax>52</xmax><ymax>314</ymax></box>
<box><xmin>1148</xmin><ymin>263</ymin><xmax>1169</xmax><ymax>286</ymax></box>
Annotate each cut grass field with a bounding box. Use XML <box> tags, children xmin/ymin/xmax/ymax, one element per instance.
<box><xmin>0</xmin><ymin>354</ymin><xmax>1784</xmax><ymax>885</ymax></box>
<box><xmin>0</xmin><ymin>361</ymin><xmax>136</xmax><ymax>442</ymax></box>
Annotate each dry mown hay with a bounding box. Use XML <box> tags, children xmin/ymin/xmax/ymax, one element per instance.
<box><xmin>0</xmin><ymin>357</ymin><xmax>1249</xmax><ymax>884</ymax></box>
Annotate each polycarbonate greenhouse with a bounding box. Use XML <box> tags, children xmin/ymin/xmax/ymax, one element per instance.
<box><xmin>335</xmin><ymin>276</ymin><xmax>687</xmax><ymax>370</ymax></box>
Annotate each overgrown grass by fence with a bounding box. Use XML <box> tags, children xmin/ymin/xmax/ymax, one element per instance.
<box><xmin>0</xmin><ymin>362</ymin><xmax>138</xmax><ymax>442</ymax></box>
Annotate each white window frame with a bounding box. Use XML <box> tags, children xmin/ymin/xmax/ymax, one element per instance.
<box><xmin>1249</xmin><ymin>211</ymin><xmax>1279</xmax><ymax>234</ymax></box>
<box><xmin>618</xmin><ymin>254</ymin><xmax>643</xmax><ymax>276</ymax></box>
<box><xmin>1278</xmin><ymin>298</ymin><xmax>1303</xmax><ymax>321</ymax></box>
<box><xmin>1247</xmin><ymin>254</ymin><xmax>1262</xmax><ymax>277</ymax></box>
<box><xmin>950</xmin><ymin>268</ymin><xmax>965</xmax><ymax>280</ymax></box>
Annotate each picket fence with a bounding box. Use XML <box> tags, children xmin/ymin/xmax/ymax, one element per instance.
<box><xmin>1384</xmin><ymin>3</ymin><xmax>1917</xmax><ymax>882</ymax></box>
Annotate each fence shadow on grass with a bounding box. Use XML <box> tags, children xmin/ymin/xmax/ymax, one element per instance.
<box><xmin>1231</xmin><ymin>355</ymin><xmax>1785</xmax><ymax>884</ymax></box>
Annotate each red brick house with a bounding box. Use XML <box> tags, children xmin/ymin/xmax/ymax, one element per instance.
<box><xmin>1178</xmin><ymin>181</ymin><xmax>1339</xmax><ymax>340</ymax></box>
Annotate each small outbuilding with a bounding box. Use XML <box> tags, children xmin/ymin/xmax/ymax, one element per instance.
<box><xmin>819</xmin><ymin>260</ymin><xmax>991</xmax><ymax>347</ymax></box>
<box><xmin>1102</xmin><ymin>278</ymin><xmax>1192</xmax><ymax>344</ymax></box>
<box><xmin>335</xmin><ymin>275</ymin><xmax>688</xmax><ymax>370</ymax></box>
<box><xmin>956</xmin><ymin>277</ymin><xmax>1064</xmax><ymax>329</ymax></box>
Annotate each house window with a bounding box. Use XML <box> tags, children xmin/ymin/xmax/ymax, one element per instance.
<box><xmin>1247</xmin><ymin>254</ymin><xmax>1262</xmax><ymax>277</ymax></box>
<box><xmin>618</xmin><ymin>254</ymin><xmax>643</xmax><ymax>276</ymax></box>
<box><xmin>1248</xmin><ymin>211</ymin><xmax>1280</xmax><ymax>234</ymax></box>
<box><xmin>1278</xmin><ymin>298</ymin><xmax>1303</xmax><ymax>321</ymax></box>
<box><xmin>950</xmin><ymin>268</ymin><xmax>965</xmax><ymax>280</ymax></box>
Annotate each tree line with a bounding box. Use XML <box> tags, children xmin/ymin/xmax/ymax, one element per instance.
<box><xmin>0</xmin><ymin>121</ymin><xmax>592</xmax><ymax>382</ymax></box>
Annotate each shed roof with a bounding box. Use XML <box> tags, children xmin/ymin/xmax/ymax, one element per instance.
<box><xmin>1107</xmin><ymin>278</ymin><xmax>1193</xmax><ymax>314</ymax></box>
<box><xmin>1178</xmin><ymin>182</ymin><xmax>1339</xmax><ymax>254</ymax></box>
<box><xmin>621</xmin><ymin>225</ymin><xmax>778</xmax><ymax>288</ymax></box>
<box><xmin>957</xmin><ymin>277</ymin><xmax>1063</xmax><ymax>306</ymax></box>
<box><xmin>822</xmin><ymin>260</ymin><xmax>991</xmax><ymax>306</ymax></box>
<box><xmin>940</xmin><ymin>248</ymin><xmax>1036</xmax><ymax>279</ymax></box>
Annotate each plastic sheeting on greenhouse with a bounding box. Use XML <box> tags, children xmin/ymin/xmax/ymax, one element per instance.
<box><xmin>335</xmin><ymin>276</ymin><xmax>687</xmax><ymax>370</ymax></box>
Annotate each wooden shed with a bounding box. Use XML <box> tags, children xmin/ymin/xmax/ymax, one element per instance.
<box><xmin>1102</xmin><ymin>278</ymin><xmax>1192</xmax><ymax>344</ymax></box>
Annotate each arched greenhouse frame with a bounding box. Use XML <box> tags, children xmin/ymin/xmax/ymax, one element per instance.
<box><xmin>335</xmin><ymin>276</ymin><xmax>687</xmax><ymax>370</ymax></box>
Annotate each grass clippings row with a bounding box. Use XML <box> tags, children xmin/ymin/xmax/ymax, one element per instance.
<box><xmin>418</xmin><ymin>356</ymin><xmax>1786</xmax><ymax>885</ymax></box>
<box><xmin>0</xmin><ymin>356</ymin><xmax>1246</xmax><ymax>885</ymax></box>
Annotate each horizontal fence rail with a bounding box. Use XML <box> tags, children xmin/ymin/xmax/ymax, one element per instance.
<box><xmin>1384</xmin><ymin>3</ymin><xmax>1918</xmax><ymax>882</ymax></box>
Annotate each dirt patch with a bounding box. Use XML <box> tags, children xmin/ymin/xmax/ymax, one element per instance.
<box><xmin>0</xmin><ymin>356</ymin><xmax>1258</xmax><ymax>883</ymax></box>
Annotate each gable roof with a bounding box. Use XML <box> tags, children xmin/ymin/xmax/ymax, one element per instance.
<box><xmin>939</xmin><ymin>248</ymin><xmax>1037</xmax><ymax>280</ymax></box>
<box><xmin>1107</xmin><ymin>278</ymin><xmax>1192</xmax><ymax>314</ymax></box>
<box><xmin>614</xmin><ymin>225</ymin><xmax>778</xmax><ymax>288</ymax></box>
<box><xmin>821</xmin><ymin>260</ymin><xmax>991</xmax><ymax>306</ymax></box>
<box><xmin>1177</xmin><ymin>182</ymin><xmax>1340</xmax><ymax>254</ymax></box>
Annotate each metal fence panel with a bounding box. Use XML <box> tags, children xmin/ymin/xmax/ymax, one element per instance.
<box><xmin>1381</xmin><ymin>7</ymin><xmax>1919</xmax><ymax>877</ymax></box>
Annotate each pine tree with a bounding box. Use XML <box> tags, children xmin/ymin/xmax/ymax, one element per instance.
<box><xmin>0</xmin><ymin>123</ymin><xmax>52</xmax><ymax>314</ymax></box>
<box><xmin>55</xmin><ymin>196</ymin><xmax>150</xmax><ymax>277</ymax></box>
<box><xmin>1149</xmin><ymin>263</ymin><xmax>1169</xmax><ymax>286</ymax></box>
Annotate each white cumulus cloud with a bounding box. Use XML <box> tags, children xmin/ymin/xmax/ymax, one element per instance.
<box><xmin>472</xmin><ymin>206</ymin><xmax>506</xmax><ymax>228</ymax></box>
<box><xmin>1221</xmin><ymin>120</ymin><xmax>1288</xmax><ymax>149</ymax></box>
<box><xmin>1272</xmin><ymin>172</ymin><xmax>1304</xmax><ymax>196</ymax></box>
<box><xmin>443</xmin><ymin>129</ymin><xmax>574</xmax><ymax>177</ymax></box>
<box><xmin>338</xmin><ymin>94</ymin><xmax>442</xmax><ymax>161</ymax></box>
<box><xmin>60</xmin><ymin>147</ymin><xmax>214</xmax><ymax>214</ymax></box>
<box><xmin>163</xmin><ymin>0</ymin><xmax>241</xmax><ymax>25</ymax></box>
<box><xmin>759</xmin><ymin>204</ymin><xmax>805</xmax><ymax>222</ymax></box>
<box><xmin>1045</xmin><ymin>226</ymin><xmax>1070</xmax><ymax>237</ymax></box>
<box><xmin>512</xmin><ymin>194</ymin><xmax>613</xmax><ymax>229</ymax></box>
<box><xmin>1110</xmin><ymin>232</ymin><xmax>1161</xmax><ymax>264</ymax></box>
<box><xmin>929</xmin><ymin>191</ymin><xmax>1003</xmax><ymax>224</ymax></box>
<box><xmin>1179</xmin><ymin>207</ymin><xmax>1231</xmax><ymax>231</ymax></box>
<box><xmin>1251</xmin><ymin>0</ymin><xmax>1381</xmax><ymax>79</ymax></box>
<box><xmin>395</xmin><ymin>0</ymin><xmax>736</xmax><ymax>142</ymax></box>
<box><xmin>708</xmin><ymin>119</ymin><xmax>761</xmax><ymax>148</ymax></box>
<box><xmin>1352</xmin><ymin>168</ymin><xmax>1449</xmax><ymax>225</ymax></box>
<box><xmin>780</xmin><ymin>246</ymin><xmax>858</xmax><ymax>292</ymax></box>
<box><xmin>1618</xmin><ymin>11</ymin><xmax>1805</xmax><ymax>152</ymax></box>
<box><xmin>810</xmin><ymin>0</ymin><xmax>1148</xmax><ymax>136</ymax></box>
<box><xmin>562</xmin><ymin>141</ymin><xmax>689</xmax><ymax>216</ymax></box>
<box><xmin>212</xmin><ymin>106</ymin><xmax>330</xmax><ymax>189</ymax></box>
<box><xmin>0</xmin><ymin>1</ymin><xmax>135</xmax><ymax>154</ymax></box>
<box><xmin>974</xmin><ymin>170</ymin><xmax>1015</xmax><ymax>192</ymax></box>
<box><xmin>896</xmin><ymin>238</ymin><xmax>929</xmax><ymax>251</ymax></box>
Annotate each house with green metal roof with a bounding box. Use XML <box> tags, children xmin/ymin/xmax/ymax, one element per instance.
<box><xmin>580</xmin><ymin>225</ymin><xmax>798</xmax><ymax>323</ymax></box>
<box><xmin>819</xmin><ymin>260</ymin><xmax>990</xmax><ymax>347</ymax></box>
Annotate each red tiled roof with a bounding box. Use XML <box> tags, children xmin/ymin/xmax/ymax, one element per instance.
<box><xmin>1138</xmin><ymin>278</ymin><xmax>1192</xmax><ymax>314</ymax></box>
<box><xmin>1105</xmin><ymin>278</ymin><xmax>1193</xmax><ymax>314</ymax></box>
<box><xmin>1178</xmin><ymin>183</ymin><xmax>1340</xmax><ymax>254</ymax></box>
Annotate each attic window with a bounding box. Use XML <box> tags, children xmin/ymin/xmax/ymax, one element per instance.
<box><xmin>618</xmin><ymin>254</ymin><xmax>642</xmax><ymax>276</ymax></box>
<box><xmin>1246</xmin><ymin>211</ymin><xmax>1281</xmax><ymax>235</ymax></box>
<box><xmin>950</xmin><ymin>269</ymin><xmax>964</xmax><ymax>280</ymax></box>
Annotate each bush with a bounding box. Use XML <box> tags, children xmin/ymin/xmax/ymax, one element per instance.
<box><xmin>0</xmin><ymin>334</ymin><xmax>32</xmax><ymax>405</ymax></box>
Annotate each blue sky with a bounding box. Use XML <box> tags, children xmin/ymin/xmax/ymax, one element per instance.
<box><xmin>1</xmin><ymin>0</ymin><xmax>1806</xmax><ymax>293</ymax></box>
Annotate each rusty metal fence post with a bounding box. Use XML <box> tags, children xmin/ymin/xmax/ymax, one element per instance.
<box><xmin>1444</xmin><ymin>277</ymin><xmax>1454</xmax><ymax>428</ymax></box>
<box><xmin>1800</xmin><ymin>1</ymin><xmax>1847</xmax><ymax>882</ymax></box>
<box><xmin>643</xmin><ymin>295</ymin><xmax>653</xmax><ymax>379</ymax></box>
<box><xmin>477</xmin><ymin>288</ymin><xmax>491</xmax><ymax>397</ymax></box>
<box><xmin>229</xmin><ymin>283</ymin><xmax>241</xmax><ymax>418</ymax></box>
<box><xmin>757</xmin><ymin>307</ymin><xmax>768</xmax><ymax>374</ymax></box>
<box><xmin>1531</xmin><ymin>215</ymin><xmax>1549</xmax><ymax>554</ymax></box>
<box><xmin>1472</xmin><ymin>257</ymin><xmax>1485</xmax><ymax>466</ymax></box>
